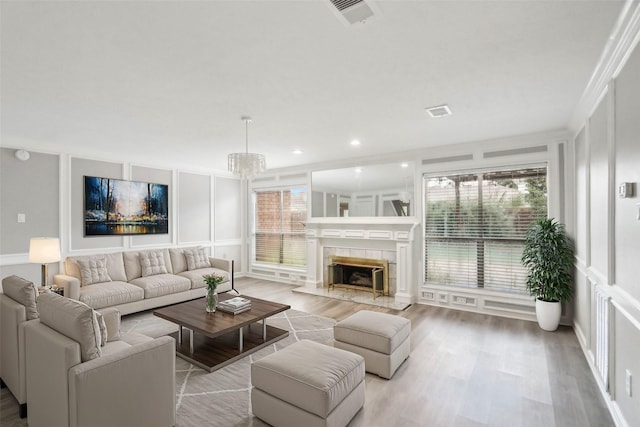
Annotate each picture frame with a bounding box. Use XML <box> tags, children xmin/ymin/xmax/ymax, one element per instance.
<box><xmin>83</xmin><ymin>176</ymin><xmax>169</xmax><ymax>236</ymax></box>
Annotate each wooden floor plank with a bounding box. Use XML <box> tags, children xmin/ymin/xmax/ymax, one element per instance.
<box><xmin>0</xmin><ymin>277</ymin><xmax>615</xmax><ymax>426</ymax></box>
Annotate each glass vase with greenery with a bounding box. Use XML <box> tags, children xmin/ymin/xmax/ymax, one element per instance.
<box><xmin>203</xmin><ymin>273</ymin><xmax>225</xmax><ymax>313</ymax></box>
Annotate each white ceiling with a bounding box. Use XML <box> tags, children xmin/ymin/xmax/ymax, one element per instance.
<box><xmin>0</xmin><ymin>0</ymin><xmax>624</xmax><ymax>173</ymax></box>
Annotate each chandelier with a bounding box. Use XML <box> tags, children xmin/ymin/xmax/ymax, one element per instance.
<box><xmin>228</xmin><ymin>116</ymin><xmax>266</xmax><ymax>180</ymax></box>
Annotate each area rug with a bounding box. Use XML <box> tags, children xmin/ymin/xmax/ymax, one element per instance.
<box><xmin>121</xmin><ymin>309</ymin><xmax>336</xmax><ymax>427</ymax></box>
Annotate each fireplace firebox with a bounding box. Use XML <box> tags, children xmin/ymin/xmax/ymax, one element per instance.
<box><xmin>328</xmin><ymin>256</ymin><xmax>389</xmax><ymax>299</ymax></box>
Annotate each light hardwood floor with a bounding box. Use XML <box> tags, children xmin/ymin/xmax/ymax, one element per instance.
<box><xmin>1</xmin><ymin>277</ymin><xmax>614</xmax><ymax>426</ymax></box>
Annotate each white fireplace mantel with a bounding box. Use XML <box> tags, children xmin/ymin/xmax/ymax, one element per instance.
<box><xmin>305</xmin><ymin>218</ymin><xmax>420</xmax><ymax>305</ymax></box>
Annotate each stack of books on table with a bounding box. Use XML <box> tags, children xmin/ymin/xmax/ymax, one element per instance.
<box><xmin>217</xmin><ymin>297</ymin><xmax>252</xmax><ymax>314</ymax></box>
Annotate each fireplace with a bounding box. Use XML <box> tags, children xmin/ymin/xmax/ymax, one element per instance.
<box><xmin>327</xmin><ymin>256</ymin><xmax>389</xmax><ymax>299</ymax></box>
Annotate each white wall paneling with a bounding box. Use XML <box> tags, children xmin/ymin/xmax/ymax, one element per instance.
<box><xmin>177</xmin><ymin>171</ymin><xmax>211</xmax><ymax>244</ymax></box>
<box><xmin>571</xmin><ymin>7</ymin><xmax>640</xmax><ymax>425</ymax></box>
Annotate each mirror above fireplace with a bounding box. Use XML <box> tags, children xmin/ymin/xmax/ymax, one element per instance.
<box><xmin>311</xmin><ymin>162</ymin><xmax>415</xmax><ymax>218</ymax></box>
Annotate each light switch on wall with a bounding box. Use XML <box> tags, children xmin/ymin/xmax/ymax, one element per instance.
<box><xmin>17</xmin><ymin>213</ymin><xmax>26</xmax><ymax>223</ymax></box>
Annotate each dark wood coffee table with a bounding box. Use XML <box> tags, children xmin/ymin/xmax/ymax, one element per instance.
<box><xmin>153</xmin><ymin>293</ymin><xmax>290</xmax><ymax>372</ymax></box>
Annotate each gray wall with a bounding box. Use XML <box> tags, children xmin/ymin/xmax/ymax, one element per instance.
<box><xmin>0</xmin><ymin>148</ymin><xmax>59</xmax><ymax>253</ymax></box>
<box><xmin>572</xmin><ymin>39</ymin><xmax>640</xmax><ymax>427</ymax></box>
<box><xmin>1</xmin><ymin>150</ymin><xmax>243</xmax><ymax>287</ymax></box>
<box><xmin>0</xmin><ymin>148</ymin><xmax>60</xmax><ymax>285</ymax></box>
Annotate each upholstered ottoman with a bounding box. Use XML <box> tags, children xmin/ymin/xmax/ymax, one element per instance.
<box><xmin>334</xmin><ymin>310</ymin><xmax>410</xmax><ymax>379</ymax></box>
<box><xmin>251</xmin><ymin>339</ymin><xmax>365</xmax><ymax>427</ymax></box>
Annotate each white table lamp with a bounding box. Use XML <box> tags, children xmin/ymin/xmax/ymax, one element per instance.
<box><xmin>29</xmin><ymin>237</ymin><xmax>61</xmax><ymax>287</ymax></box>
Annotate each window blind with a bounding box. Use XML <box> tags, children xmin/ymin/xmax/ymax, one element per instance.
<box><xmin>424</xmin><ymin>167</ymin><xmax>547</xmax><ymax>293</ymax></box>
<box><xmin>254</xmin><ymin>187</ymin><xmax>307</xmax><ymax>267</ymax></box>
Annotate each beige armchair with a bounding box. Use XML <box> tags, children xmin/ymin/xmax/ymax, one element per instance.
<box><xmin>25</xmin><ymin>293</ymin><xmax>176</xmax><ymax>427</ymax></box>
<box><xmin>0</xmin><ymin>275</ymin><xmax>40</xmax><ymax>418</ymax></box>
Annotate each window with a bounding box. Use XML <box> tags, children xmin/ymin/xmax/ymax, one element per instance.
<box><xmin>254</xmin><ymin>187</ymin><xmax>307</xmax><ymax>267</ymax></box>
<box><xmin>424</xmin><ymin>167</ymin><xmax>547</xmax><ymax>293</ymax></box>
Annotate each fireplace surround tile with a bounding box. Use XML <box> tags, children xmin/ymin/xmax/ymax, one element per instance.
<box><xmin>350</xmin><ymin>249</ymin><xmax>366</xmax><ymax>258</ymax></box>
<box><xmin>365</xmin><ymin>249</ymin><xmax>383</xmax><ymax>260</ymax></box>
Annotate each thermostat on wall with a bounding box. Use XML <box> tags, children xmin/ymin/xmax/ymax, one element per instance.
<box><xmin>618</xmin><ymin>182</ymin><xmax>634</xmax><ymax>198</ymax></box>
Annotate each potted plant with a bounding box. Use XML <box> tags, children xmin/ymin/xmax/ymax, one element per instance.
<box><xmin>521</xmin><ymin>218</ymin><xmax>574</xmax><ymax>331</ymax></box>
<box><xmin>203</xmin><ymin>273</ymin><xmax>225</xmax><ymax>313</ymax></box>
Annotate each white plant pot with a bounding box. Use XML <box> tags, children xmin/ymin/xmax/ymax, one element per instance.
<box><xmin>535</xmin><ymin>298</ymin><xmax>562</xmax><ymax>331</ymax></box>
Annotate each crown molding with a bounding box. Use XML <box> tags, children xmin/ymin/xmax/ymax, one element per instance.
<box><xmin>569</xmin><ymin>0</ymin><xmax>640</xmax><ymax>135</ymax></box>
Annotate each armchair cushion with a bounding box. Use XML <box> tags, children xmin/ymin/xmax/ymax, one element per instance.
<box><xmin>38</xmin><ymin>293</ymin><xmax>102</xmax><ymax>362</ymax></box>
<box><xmin>97</xmin><ymin>307</ymin><xmax>121</xmax><ymax>341</ymax></box>
<box><xmin>94</xmin><ymin>311</ymin><xmax>108</xmax><ymax>346</ymax></box>
<box><xmin>1</xmin><ymin>275</ymin><xmax>38</xmax><ymax>320</ymax></box>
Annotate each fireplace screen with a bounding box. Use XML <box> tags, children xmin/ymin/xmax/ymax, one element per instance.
<box><xmin>328</xmin><ymin>256</ymin><xmax>388</xmax><ymax>299</ymax></box>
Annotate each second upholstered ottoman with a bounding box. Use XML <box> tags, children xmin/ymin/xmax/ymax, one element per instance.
<box><xmin>334</xmin><ymin>310</ymin><xmax>411</xmax><ymax>379</ymax></box>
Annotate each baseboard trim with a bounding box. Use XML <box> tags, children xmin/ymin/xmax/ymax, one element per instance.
<box><xmin>573</xmin><ymin>321</ymin><xmax>629</xmax><ymax>427</ymax></box>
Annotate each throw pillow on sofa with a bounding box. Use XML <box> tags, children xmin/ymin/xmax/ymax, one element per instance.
<box><xmin>37</xmin><ymin>293</ymin><xmax>103</xmax><ymax>362</ymax></box>
<box><xmin>1</xmin><ymin>275</ymin><xmax>39</xmax><ymax>320</ymax></box>
<box><xmin>77</xmin><ymin>256</ymin><xmax>112</xmax><ymax>286</ymax></box>
<box><xmin>139</xmin><ymin>250</ymin><xmax>168</xmax><ymax>277</ymax></box>
<box><xmin>184</xmin><ymin>247</ymin><xmax>210</xmax><ymax>270</ymax></box>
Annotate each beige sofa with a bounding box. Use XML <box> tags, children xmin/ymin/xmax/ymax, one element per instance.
<box><xmin>25</xmin><ymin>293</ymin><xmax>175</xmax><ymax>427</ymax></box>
<box><xmin>54</xmin><ymin>247</ymin><xmax>234</xmax><ymax>315</ymax></box>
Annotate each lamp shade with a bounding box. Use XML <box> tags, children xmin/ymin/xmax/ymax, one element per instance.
<box><xmin>28</xmin><ymin>237</ymin><xmax>61</xmax><ymax>264</ymax></box>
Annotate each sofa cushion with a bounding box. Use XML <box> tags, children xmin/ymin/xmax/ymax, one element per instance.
<box><xmin>65</xmin><ymin>252</ymin><xmax>127</xmax><ymax>283</ymax></box>
<box><xmin>1</xmin><ymin>275</ymin><xmax>39</xmax><ymax>320</ymax></box>
<box><xmin>124</xmin><ymin>249</ymin><xmax>173</xmax><ymax>281</ymax></box>
<box><xmin>123</xmin><ymin>251</ymin><xmax>142</xmax><ymax>280</ymax></box>
<box><xmin>169</xmin><ymin>248</ymin><xmax>188</xmax><ymax>274</ymax></box>
<box><xmin>129</xmin><ymin>274</ymin><xmax>191</xmax><ymax>299</ymax></box>
<box><xmin>37</xmin><ymin>293</ymin><xmax>102</xmax><ymax>362</ymax></box>
<box><xmin>184</xmin><ymin>247</ymin><xmax>210</xmax><ymax>270</ymax></box>
<box><xmin>178</xmin><ymin>268</ymin><xmax>230</xmax><ymax>289</ymax></box>
<box><xmin>77</xmin><ymin>256</ymin><xmax>112</xmax><ymax>286</ymax></box>
<box><xmin>139</xmin><ymin>250</ymin><xmax>168</xmax><ymax>277</ymax></box>
<box><xmin>78</xmin><ymin>281</ymin><xmax>145</xmax><ymax>310</ymax></box>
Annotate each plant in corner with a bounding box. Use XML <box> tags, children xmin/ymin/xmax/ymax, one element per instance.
<box><xmin>203</xmin><ymin>273</ymin><xmax>225</xmax><ymax>313</ymax></box>
<box><xmin>521</xmin><ymin>218</ymin><xmax>574</xmax><ymax>331</ymax></box>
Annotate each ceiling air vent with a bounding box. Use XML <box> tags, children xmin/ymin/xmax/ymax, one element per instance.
<box><xmin>329</xmin><ymin>0</ymin><xmax>376</xmax><ymax>25</ymax></box>
<box><xmin>425</xmin><ymin>104</ymin><xmax>452</xmax><ymax>118</ymax></box>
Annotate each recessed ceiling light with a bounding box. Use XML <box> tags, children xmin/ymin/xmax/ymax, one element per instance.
<box><xmin>401</xmin><ymin>162</ymin><xmax>409</xmax><ymax>168</ymax></box>
<box><xmin>355</xmin><ymin>167</ymin><xmax>362</xmax><ymax>173</ymax></box>
<box><xmin>350</xmin><ymin>139</ymin><xmax>361</xmax><ymax>146</ymax></box>
<box><xmin>292</xmin><ymin>149</ymin><xmax>303</xmax><ymax>155</ymax></box>
<box><xmin>425</xmin><ymin>104</ymin><xmax>452</xmax><ymax>118</ymax></box>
